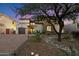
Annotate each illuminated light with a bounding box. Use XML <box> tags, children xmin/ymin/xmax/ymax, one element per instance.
<box><xmin>31</xmin><ymin>52</ymin><xmax>34</xmax><ymax>55</ymax></box>
<box><xmin>30</xmin><ymin>23</ymin><xmax>35</xmax><ymax>25</ymax></box>
<box><xmin>29</xmin><ymin>29</ymin><xmax>33</xmax><ymax>33</ymax></box>
<box><xmin>26</xmin><ymin>20</ymin><xmax>30</xmax><ymax>23</ymax></box>
<box><xmin>32</xmin><ymin>23</ymin><xmax>35</xmax><ymax>25</ymax></box>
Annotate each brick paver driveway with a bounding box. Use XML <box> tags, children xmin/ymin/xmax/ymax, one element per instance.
<box><xmin>0</xmin><ymin>34</ymin><xmax>28</xmax><ymax>56</ymax></box>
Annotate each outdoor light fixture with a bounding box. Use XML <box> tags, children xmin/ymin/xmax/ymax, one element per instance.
<box><xmin>30</xmin><ymin>22</ymin><xmax>35</xmax><ymax>25</ymax></box>
<box><xmin>31</xmin><ymin>52</ymin><xmax>34</xmax><ymax>55</ymax></box>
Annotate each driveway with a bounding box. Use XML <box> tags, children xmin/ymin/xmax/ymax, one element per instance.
<box><xmin>0</xmin><ymin>34</ymin><xmax>28</xmax><ymax>56</ymax></box>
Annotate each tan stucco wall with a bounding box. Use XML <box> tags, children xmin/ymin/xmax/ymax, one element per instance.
<box><xmin>0</xmin><ymin>13</ymin><xmax>16</xmax><ymax>34</ymax></box>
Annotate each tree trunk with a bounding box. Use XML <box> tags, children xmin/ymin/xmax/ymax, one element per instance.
<box><xmin>58</xmin><ymin>30</ymin><xmax>62</xmax><ymax>42</ymax></box>
<box><xmin>57</xmin><ymin>20</ymin><xmax>64</xmax><ymax>42</ymax></box>
<box><xmin>46</xmin><ymin>17</ymin><xmax>64</xmax><ymax>42</ymax></box>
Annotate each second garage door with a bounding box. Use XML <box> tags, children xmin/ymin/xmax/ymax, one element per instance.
<box><xmin>18</xmin><ymin>27</ymin><xmax>25</xmax><ymax>34</ymax></box>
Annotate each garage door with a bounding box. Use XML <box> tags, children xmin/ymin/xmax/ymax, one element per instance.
<box><xmin>18</xmin><ymin>28</ymin><xmax>25</xmax><ymax>34</ymax></box>
<box><xmin>6</xmin><ymin>29</ymin><xmax>10</xmax><ymax>34</ymax></box>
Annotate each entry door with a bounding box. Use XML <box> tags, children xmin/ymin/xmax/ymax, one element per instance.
<box><xmin>18</xmin><ymin>28</ymin><xmax>25</xmax><ymax>34</ymax></box>
<box><xmin>6</xmin><ymin>29</ymin><xmax>10</xmax><ymax>34</ymax></box>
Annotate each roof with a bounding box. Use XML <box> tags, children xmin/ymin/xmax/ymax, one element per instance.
<box><xmin>0</xmin><ymin>13</ymin><xmax>17</xmax><ymax>22</ymax></box>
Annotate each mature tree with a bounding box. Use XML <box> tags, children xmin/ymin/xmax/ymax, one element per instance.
<box><xmin>12</xmin><ymin>3</ymin><xmax>79</xmax><ymax>42</ymax></box>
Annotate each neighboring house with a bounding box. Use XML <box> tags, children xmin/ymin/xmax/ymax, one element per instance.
<box><xmin>0</xmin><ymin>13</ymin><xmax>16</xmax><ymax>34</ymax></box>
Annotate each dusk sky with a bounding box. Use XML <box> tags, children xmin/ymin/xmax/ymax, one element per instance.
<box><xmin>0</xmin><ymin>3</ymin><xmax>78</xmax><ymax>24</ymax></box>
<box><xmin>0</xmin><ymin>3</ymin><xmax>22</xmax><ymax>20</ymax></box>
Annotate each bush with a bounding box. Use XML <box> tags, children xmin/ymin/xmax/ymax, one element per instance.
<box><xmin>32</xmin><ymin>30</ymin><xmax>42</xmax><ymax>42</ymax></box>
<box><xmin>72</xmin><ymin>31</ymin><xmax>79</xmax><ymax>39</ymax></box>
<box><xmin>59</xmin><ymin>46</ymin><xmax>79</xmax><ymax>56</ymax></box>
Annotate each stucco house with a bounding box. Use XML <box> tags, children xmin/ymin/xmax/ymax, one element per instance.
<box><xmin>0</xmin><ymin>13</ymin><xmax>16</xmax><ymax>34</ymax></box>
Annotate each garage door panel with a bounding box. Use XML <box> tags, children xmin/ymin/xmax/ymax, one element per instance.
<box><xmin>18</xmin><ymin>28</ymin><xmax>25</xmax><ymax>34</ymax></box>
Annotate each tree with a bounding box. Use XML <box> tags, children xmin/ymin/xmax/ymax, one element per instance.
<box><xmin>12</xmin><ymin>3</ymin><xmax>79</xmax><ymax>42</ymax></box>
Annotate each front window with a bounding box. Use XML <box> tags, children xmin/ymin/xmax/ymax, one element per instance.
<box><xmin>47</xmin><ymin>26</ymin><xmax>51</xmax><ymax>31</ymax></box>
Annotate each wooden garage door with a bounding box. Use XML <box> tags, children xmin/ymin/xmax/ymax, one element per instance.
<box><xmin>6</xmin><ymin>29</ymin><xmax>10</xmax><ymax>34</ymax></box>
<box><xmin>18</xmin><ymin>28</ymin><xmax>25</xmax><ymax>34</ymax></box>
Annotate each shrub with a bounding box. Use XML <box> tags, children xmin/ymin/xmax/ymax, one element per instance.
<box><xmin>59</xmin><ymin>46</ymin><xmax>79</xmax><ymax>56</ymax></box>
<box><xmin>32</xmin><ymin>30</ymin><xmax>42</xmax><ymax>42</ymax></box>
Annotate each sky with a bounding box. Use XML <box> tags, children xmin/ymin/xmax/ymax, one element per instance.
<box><xmin>0</xmin><ymin>3</ymin><xmax>22</xmax><ymax>20</ymax></box>
<box><xmin>0</xmin><ymin>3</ymin><xmax>78</xmax><ymax>24</ymax></box>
